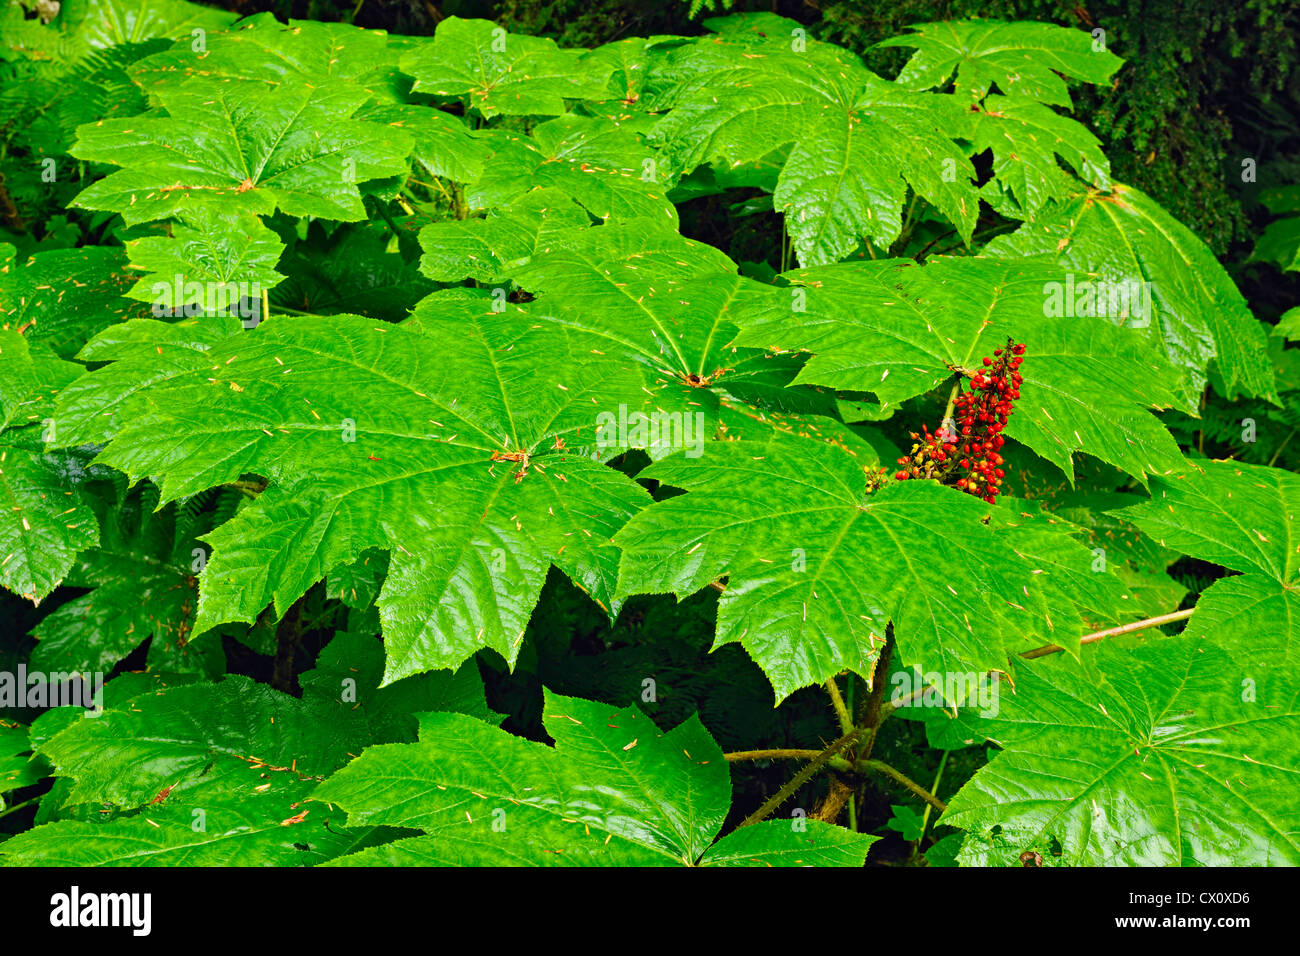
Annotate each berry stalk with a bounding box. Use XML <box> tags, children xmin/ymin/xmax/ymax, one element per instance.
<box><xmin>894</xmin><ymin>340</ymin><xmax>1025</xmax><ymax>504</ymax></box>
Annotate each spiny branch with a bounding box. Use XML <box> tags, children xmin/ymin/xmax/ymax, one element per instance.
<box><xmin>880</xmin><ymin>606</ymin><xmax>1197</xmax><ymax>719</ymax></box>
<box><xmin>1020</xmin><ymin>607</ymin><xmax>1195</xmax><ymax>660</ymax></box>
<box><xmin>726</xmin><ymin>748</ymin><xmax>854</xmax><ymax>773</ymax></box>
<box><xmin>824</xmin><ymin>677</ymin><xmax>853</xmax><ymax>735</ymax></box>
<box><xmin>859</xmin><ymin>760</ymin><xmax>947</xmax><ymax>814</ymax></box>
<box><xmin>738</xmin><ymin>727</ymin><xmax>865</xmax><ymax>828</ymax></box>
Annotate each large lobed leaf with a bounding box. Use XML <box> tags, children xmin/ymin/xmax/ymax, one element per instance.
<box><xmin>943</xmin><ymin>637</ymin><xmax>1300</xmax><ymax>866</ymax></box>
<box><xmin>1118</xmin><ymin>459</ymin><xmax>1300</xmax><ymax>666</ymax></box>
<box><xmin>70</xmin><ymin>77</ymin><xmax>413</xmax><ymax>225</ymax></box>
<box><xmin>728</xmin><ymin>255</ymin><xmax>1189</xmax><ymax>482</ymax></box>
<box><xmin>53</xmin><ymin>305</ymin><xmax>669</xmax><ymax>684</ymax></box>
<box><xmin>398</xmin><ymin>17</ymin><xmax>613</xmax><ymax>118</ymax></box>
<box><xmin>315</xmin><ymin>689</ymin><xmax>877</xmax><ymax>865</ymax></box>
<box><xmin>877</xmin><ymin>19</ymin><xmax>1123</xmax><ymax>108</ymax></box>
<box><xmin>613</xmin><ymin>429</ymin><xmax>1062</xmax><ymax>701</ymax></box>
<box><xmin>984</xmin><ymin>185</ymin><xmax>1276</xmax><ymax>404</ymax></box>
<box><xmin>648</xmin><ymin>24</ymin><xmax>979</xmax><ymax>265</ymax></box>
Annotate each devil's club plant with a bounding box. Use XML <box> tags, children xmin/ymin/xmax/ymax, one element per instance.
<box><xmin>0</xmin><ymin>0</ymin><xmax>1295</xmax><ymax>869</ymax></box>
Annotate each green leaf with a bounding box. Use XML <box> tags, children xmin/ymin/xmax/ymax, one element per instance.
<box><xmin>877</xmin><ymin>19</ymin><xmax>1122</xmax><ymax>108</ymax></box>
<box><xmin>1048</xmin><ymin>491</ymin><xmax>1190</xmax><ymax>623</ymax></box>
<box><xmin>271</xmin><ymin>220</ymin><xmax>434</xmax><ymax>323</ymax></box>
<box><xmin>510</xmin><ymin>221</ymin><xmax>746</xmax><ymax>377</ymax></box>
<box><xmin>0</xmin><ymin>435</ymin><xmax>100</xmax><ymax>603</ymax></box>
<box><xmin>942</xmin><ymin>637</ymin><xmax>1300</xmax><ymax>865</ymax></box>
<box><xmin>729</xmin><ymin>256</ymin><xmax>1188</xmax><ymax>482</ymax></box>
<box><xmin>0</xmin><ymin>675</ymin><xmax>388</xmax><ymax>865</ymax></box>
<box><xmin>1118</xmin><ymin>459</ymin><xmax>1300</xmax><ymax>665</ymax></box>
<box><xmin>315</xmin><ymin>689</ymin><xmax>877</xmax><ymax>865</ymax></box>
<box><xmin>0</xmin><ymin>331</ymin><xmax>81</xmax><ymax>430</ymax></box>
<box><xmin>698</xmin><ymin>818</ymin><xmax>880</xmax><ymax>866</ymax></box>
<box><xmin>299</xmin><ymin>629</ymin><xmax>504</xmax><ymax>743</ymax></box>
<box><xmin>61</xmin><ymin>309</ymin><xmax>663</xmax><ymax>684</ymax></box>
<box><xmin>417</xmin><ymin>190</ymin><xmax>591</xmax><ymax>283</ymax></box>
<box><xmin>1</xmin><ymin>723</ymin><xmax>44</xmax><ymax>798</ymax></box>
<box><xmin>53</xmin><ymin>313</ymin><xmax>245</xmax><ymax>448</ymax></box>
<box><xmin>884</xmin><ymin>804</ymin><xmax>927</xmax><ymax>840</ymax></box>
<box><xmin>123</xmin><ymin>208</ymin><xmax>285</xmax><ymax>314</ymax></box>
<box><xmin>70</xmin><ymin>77</ymin><xmax>413</xmax><ymax>225</ymax></box>
<box><xmin>130</xmin><ymin>13</ymin><xmax>405</xmax><ymax>101</ymax></box>
<box><xmin>398</xmin><ymin>17</ymin><xmax>612</xmax><ymax>118</ymax></box>
<box><xmin>990</xmin><ymin>501</ymin><xmax>1133</xmax><ymax>639</ymax></box>
<box><xmin>359</xmin><ymin>103</ymin><xmax>490</xmax><ymax>183</ymax></box>
<box><xmin>62</xmin><ymin>0</ymin><xmax>237</xmax><ymax>49</ymax></box>
<box><xmin>1250</xmin><ymin>215</ymin><xmax>1300</xmax><ymax>272</ymax></box>
<box><xmin>924</xmin><ymin>832</ymin><xmax>963</xmax><ymax>866</ymax></box>
<box><xmin>468</xmin><ymin>115</ymin><xmax>676</xmax><ymax>224</ymax></box>
<box><xmin>1277</xmin><ymin>307</ymin><xmax>1300</xmax><ymax>342</ymax></box>
<box><xmin>651</xmin><ymin>38</ymin><xmax>979</xmax><ymax>264</ymax></box>
<box><xmin>614</xmin><ymin>432</ymin><xmax>1053</xmax><ymax>701</ymax></box>
<box><xmin>0</xmin><ymin>798</ymin><xmax>362</xmax><ymax>866</ymax></box>
<box><xmin>579</xmin><ymin>36</ymin><xmax>657</xmax><ymax>115</ymax></box>
<box><xmin>34</xmin><ymin>676</ymin><xmax>359</xmax><ymax>807</ymax></box>
<box><xmin>983</xmin><ymin>185</ymin><xmax>1277</xmax><ymax>403</ymax></box>
<box><xmin>968</xmin><ymin>95</ymin><xmax>1110</xmax><ymax>217</ymax></box>
<box><xmin>30</xmin><ymin>487</ymin><xmax>203</xmax><ymax>674</ymax></box>
<box><xmin>324</xmin><ymin>548</ymin><xmax>388</xmax><ymax>610</ymax></box>
<box><xmin>1</xmin><ymin>243</ymin><xmax>148</xmax><ymax>359</ymax></box>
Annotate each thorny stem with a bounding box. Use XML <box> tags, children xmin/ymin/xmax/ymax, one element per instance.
<box><xmin>880</xmin><ymin>607</ymin><xmax>1198</xmax><ymax>719</ymax></box>
<box><xmin>814</xmin><ymin>777</ymin><xmax>855</xmax><ymax>826</ymax></box>
<box><xmin>374</xmin><ymin>201</ymin><xmax>405</xmax><ymax>241</ymax></box>
<box><xmin>1197</xmin><ymin>392</ymin><xmax>1206</xmax><ymax>455</ymax></box>
<box><xmin>897</xmin><ymin>193</ymin><xmax>918</xmax><ymax>247</ymax></box>
<box><xmin>914</xmin><ymin>749</ymin><xmax>949</xmax><ymax>856</ymax></box>
<box><xmin>0</xmin><ymin>796</ymin><xmax>38</xmax><ymax>820</ymax></box>
<box><xmin>912</xmin><ymin>227</ymin><xmax>957</xmax><ymax>262</ymax></box>
<box><xmin>738</xmin><ymin>728</ymin><xmax>865</xmax><ymax>828</ymax></box>
<box><xmin>1269</xmin><ymin>427</ymin><xmax>1297</xmax><ymax>467</ymax></box>
<box><xmin>0</xmin><ymin>174</ymin><xmax>23</xmax><ymax>231</ymax></box>
<box><xmin>856</xmin><ymin>634</ymin><xmax>894</xmax><ymax>762</ymax></box>
<box><xmin>271</xmin><ymin>597</ymin><xmax>306</xmax><ymax>695</ymax></box>
<box><xmin>859</xmin><ymin>760</ymin><xmax>947</xmax><ymax>814</ymax></box>
<box><xmin>825</xmin><ymin>677</ymin><xmax>853</xmax><ymax>735</ymax></box>
<box><xmin>271</xmin><ymin>305</ymin><xmax>327</xmax><ymax>318</ymax></box>
<box><xmin>725</xmin><ymin>749</ymin><xmax>854</xmax><ymax>773</ymax></box>
<box><xmin>227</xmin><ymin>478</ymin><xmax>267</xmax><ymax>498</ymax></box>
<box><xmin>1020</xmin><ymin>607</ymin><xmax>1195</xmax><ymax>660</ymax></box>
<box><xmin>940</xmin><ymin>380</ymin><xmax>960</xmax><ymax>434</ymax></box>
<box><xmin>738</xmin><ymin>608</ymin><xmax>1192</xmax><ymax>824</ymax></box>
<box><xmin>731</xmin><ymin>634</ymin><xmax>946</xmax><ymax>831</ymax></box>
<box><xmin>426</xmin><ymin>177</ymin><xmax>456</xmax><ymax>207</ymax></box>
<box><xmin>844</xmin><ymin>675</ymin><xmax>858</xmax><ymax>830</ymax></box>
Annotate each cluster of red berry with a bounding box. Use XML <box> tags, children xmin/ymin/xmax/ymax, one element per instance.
<box><xmin>894</xmin><ymin>340</ymin><xmax>1025</xmax><ymax>504</ymax></box>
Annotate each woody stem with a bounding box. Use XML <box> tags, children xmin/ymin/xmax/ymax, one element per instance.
<box><xmin>1020</xmin><ymin>607</ymin><xmax>1195</xmax><ymax>659</ymax></box>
